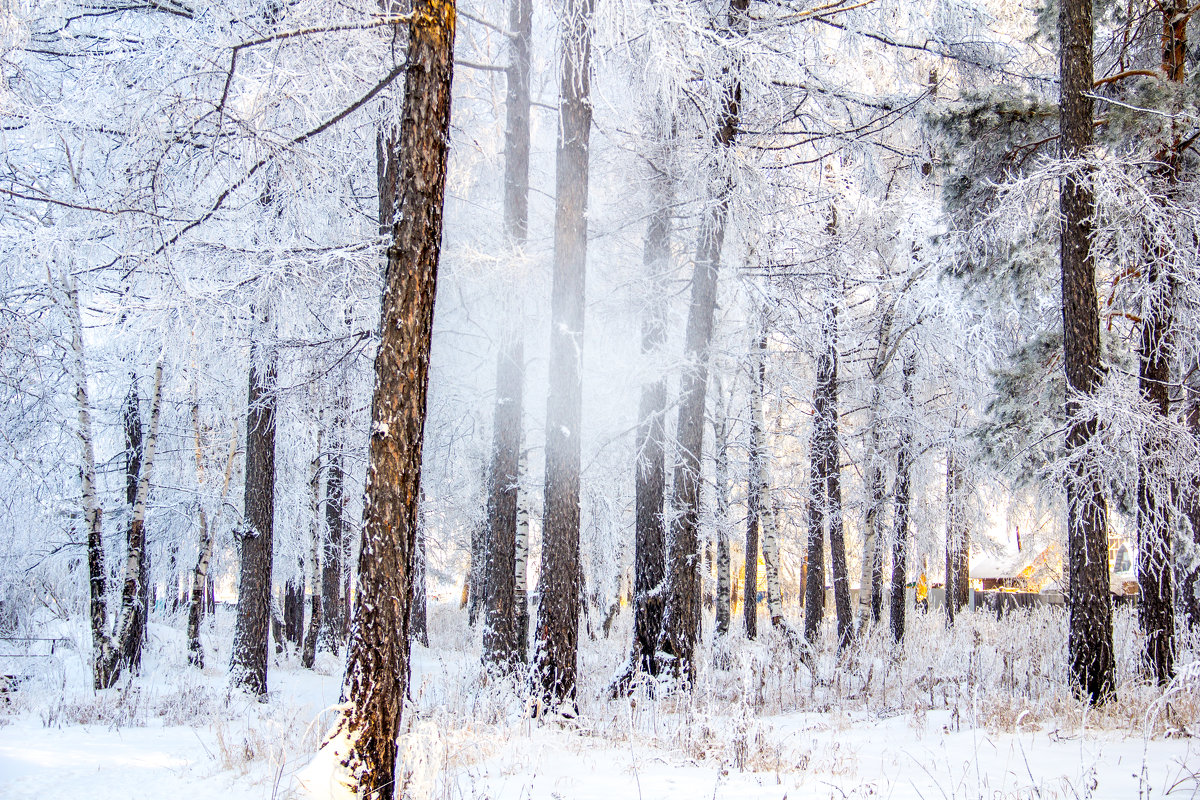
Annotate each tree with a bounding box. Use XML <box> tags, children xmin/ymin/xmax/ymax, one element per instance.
<box><xmin>660</xmin><ymin>0</ymin><xmax>748</xmax><ymax>681</ymax></box>
<box><xmin>944</xmin><ymin>435</ymin><xmax>969</xmax><ymax>622</ymax></box>
<box><xmin>483</xmin><ymin>0</ymin><xmax>533</xmax><ymax>673</ymax></box>
<box><xmin>1059</xmin><ymin>0</ymin><xmax>1114</xmax><ymax>704</ymax></box>
<box><xmin>230</xmin><ymin>342</ymin><xmax>277</xmax><ymax>698</ymax></box>
<box><xmin>890</xmin><ymin>347</ymin><xmax>916</xmax><ymax>642</ymax></box>
<box><xmin>309</xmin><ymin>0</ymin><xmax>456</xmax><ymax>793</ymax></box>
<box><xmin>535</xmin><ymin>0</ymin><xmax>594</xmax><ymax>707</ymax></box>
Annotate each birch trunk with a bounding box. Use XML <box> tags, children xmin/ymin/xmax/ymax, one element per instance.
<box><xmin>67</xmin><ymin>277</ymin><xmax>114</xmax><ymax>689</ymax></box>
<box><xmin>713</xmin><ymin>379</ymin><xmax>732</xmax><ymax>636</ymax></box>
<box><xmin>302</xmin><ymin>430</ymin><xmax>323</xmax><ymax>668</ymax></box>
<box><xmin>944</xmin><ymin>438</ymin><xmax>969</xmax><ymax>623</ymax></box>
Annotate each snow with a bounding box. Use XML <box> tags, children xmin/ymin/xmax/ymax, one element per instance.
<box><xmin>3</xmin><ymin>605</ymin><xmax>1197</xmax><ymax>800</ymax></box>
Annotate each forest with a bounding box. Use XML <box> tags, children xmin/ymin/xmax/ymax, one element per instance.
<box><xmin>3</xmin><ymin>0</ymin><xmax>1200</xmax><ymax>797</ymax></box>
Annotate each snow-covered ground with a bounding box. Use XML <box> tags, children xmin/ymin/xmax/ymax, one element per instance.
<box><xmin>3</xmin><ymin>604</ymin><xmax>1198</xmax><ymax>799</ymax></box>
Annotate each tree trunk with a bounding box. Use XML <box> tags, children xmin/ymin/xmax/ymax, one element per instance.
<box><xmin>313</xmin><ymin>2</ymin><xmax>454</xmax><ymax>794</ymax></box>
<box><xmin>319</xmin><ymin>437</ymin><xmax>346</xmax><ymax>653</ymax></box>
<box><xmin>483</xmin><ymin>0</ymin><xmax>532</xmax><ymax>672</ymax></box>
<box><xmin>189</xmin><ymin>408</ymin><xmax>237</xmax><ymax>669</ymax></box>
<box><xmin>858</xmin><ymin>301</ymin><xmax>896</xmax><ymax>631</ymax></box>
<box><xmin>534</xmin><ymin>0</ymin><xmax>593</xmax><ymax>708</ymax></box>
<box><xmin>230</xmin><ymin>348</ymin><xmax>277</xmax><ymax>698</ymax></box>
<box><xmin>802</xmin><ymin>425</ymin><xmax>824</xmax><ymax>643</ymax></box>
<box><xmin>1183</xmin><ymin>359</ymin><xmax>1200</xmax><ymax>631</ymax></box>
<box><xmin>119</xmin><ymin>376</ymin><xmax>146</xmax><ymax>672</ymax></box>
<box><xmin>484</xmin><ymin>337</ymin><xmax>523</xmax><ymax>669</ymax></box>
<box><xmin>515</xmin><ymin>448</ymin><xmax>530</xmax><ymax>658</ymax></box>
<box><xmin>944</xmin><ymin>438</ymin><xmax>969</xmax><ymax>623</ymax></box>
<box><xmin>713</xmin><ymin>379</ymin><xmax>732</xmax><ymax>636</ymax></box>
<box><xmin>890</xmin><ymin>349</ymin><xmax>916</xmax><ymax>642</ymax></box>
<box><xmin>284</xmin><ymin>571</ymin><xmax>305</xmax><ymax>651</ymax></box>
<box><xmin>302</xmin><ymin>433</ymin><xmax>323</xmax><ymax>669</ymax></box>
<box><xmin>625</xmin><ymin>162</ymin><xmax>672</xmax><ymax>680</ymax></box>
<box><xmin>1136</xmin><ymin>0</ymin><xmax>1186</xmax><ymax>687</ymax></box>
<box><xmin>660</xmin><ymin>0</ymin><xmax>748</xmax><ymax>681</ymax></box>
<box><xmin>1060</xmin><ymin>0</ymin><xmax>1114</xmax><ymax>704</ymax></box>
<box><xmin>412</xmin><ymin>511</ymin><xmax>429</xmax><ymax>647</ymax></box>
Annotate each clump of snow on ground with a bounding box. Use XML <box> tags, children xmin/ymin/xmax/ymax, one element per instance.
<box><xmin>3</xmin><ymin>602</ymin><xmax>1200</xmax><ymax>799</ymax></box>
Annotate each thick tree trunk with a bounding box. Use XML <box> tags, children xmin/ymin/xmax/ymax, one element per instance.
<box><xmin>515</xmin><ymin>449</ymin><xmax>530</xmax><ymax>658</ymax></box>
<box><xmin>890</xmin><ymin>349</ymin><xmax>916</xmax><ymax>642</ymax></box>
<box><xmin>713</xmin><ymin>380</ymin><xmax>732</xmax><ymax>636</ymax></box>
<box><xmin>230</xmin><ymin>348</ymin><xmax>277</xmax><ymax>698</ymax></box>
<box><xmin>535</xmin><ymin>0</ymin><xmax>593</xmax><ymax>708</ymax></box>
<box><xmin>1183</xmin><ymin>360</ymin><xmax>1200</xmax><ymax>631</ymax></box>
<box><xmin>1060</xmin><ymin>0</ymin><xmax>1115</xmax><ymax>704</ymax></box>
<box><xmin>313</xmin><ymin>2</ymin><xmax>454</xmax><ymax>794</ymax></box>
<box><xmin>660</xmin><ymin>0</ymin><xmax>748</xmax><ymax>680</ymax></box>
<box><xmin>944</xmin><ymin>440</ymin><xmax>969</xmax><ymax>623</ymax></box>
<box><xmin>802</xmin><ymin>431</ymin><xmax>825</xmax><ymax>643</ymax></box>
<box><xmin>1136</xmin><ymin>0</ymin><xmax>1186</xmax><ymax>687</ymax></box>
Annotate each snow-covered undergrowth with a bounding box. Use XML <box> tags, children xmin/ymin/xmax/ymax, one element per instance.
<box><xmin>3</xmin><ymin>602</ymin><xmax>1199</xmax><ymax>799</ymax></box>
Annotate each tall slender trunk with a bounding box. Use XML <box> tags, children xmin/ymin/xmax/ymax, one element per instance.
<box><xmin>484</xmin><ymin>336</ymin><xmax>523</xmax><ymax>668</ymax></box>
<box><xmin>625</xmin><ymin>165</ymin><xmax>671</xmax><ymax>680</ymax></box>
<box><xmin>1183</xmin><ymin>359</ymin><xmax>1200</xmax><ymax>631</ymax></box>
<box><xmin>945</xmin><ymin>438</ymin><xmax>969</xmax><ymax>623</ymax></box>
<box><xmin>1060</xmin><ymin>0</ymin><xmax>1114</xmax><ymax>704</ymax></box>
<box><xmin>119</xmin><ymin>377</ymin><xmax>146</xmax><ymax>672</ymax></box>
<box><xmin>858</xmin><ymin>303</ymin><xmax>896</xmax><ymax>631</ymax></box>
<box><xmin>1136</xmin><ymin>0</ymin><xmax>1186</xmax><ymax>687</ymax></box>
<box><xmin>313</xmin><ymin>2</ymin><xmax>454</xmax><ymax>793</ymax></box>
<box><xmin>660</xmin><ymin>0</ymin><xmax>748</xmax><ymax>680</ymax></box>
<box><xmin>230</xmin><ymin>347</ymin><xmax>277</xmax><ymax>698</ymax></box>
<box><xmin>744</xmin><ymin>397</ymin><xmax>761</xmax><ymax>640</ymax></box>
<box><xmin>189</xmin><ymin>411</ymin><xmax>237</xmax><ymax>669</ymax></box>
<box><xmin>802</xmin><ymin>423</ymin><xmax>825</xmax><ymax>643</ymax></box>
<box><xmin>319</xmin><ymin>431</ymin><xmax>346</xmax><ymax>653</ymax></box>
<box><xmin>302</xmin><ymin>430</ymin><xmax>323</xmax><ymax>669</ymax></box>
<box><xmin>535</xmin><ymin>0</ymin><xmax>594</xmax><ymax>707</ymax></box>
<box><xmin>412</xmin><ymin>512</ymin><xmax>429</xmax><ymax>647</ymax></box>
<box><xmin>713</xmin><ymin>379</ymin><xmax>732</xmax><ymax>636</ymax></box>
<box><xmin>890</xmin><ymin>349</ymin><xmax>916</xmax><ymax>642</ymax></box>
<box><xmin>822</xmin><ymin>307</ymin><xmax>851</xmax><ymax>646</ymax></box>
<box><xmin>515</xmin><ymin>449</ymin><xmax>530</xmax><ymax>658</ymax></box>
<box><xmin>482</xmin><ymin>0</ymin><xmax>532</xmax><ymax>673</ymax></box>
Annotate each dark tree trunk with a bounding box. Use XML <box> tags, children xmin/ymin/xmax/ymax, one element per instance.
<box><xmin>660</xmin><ymin>0</ymin><xmax>748</xmax><ymax>681</ymax></box>
<box><xmin>1136</xmin><ymin>0</ymin><xmax>1186</xmax><ymax>687</ymax></box>
<box><xmin>890</xmin><ymin>349</ymin><xmax>916</xmax><ymax>642</ymax></box>
<box><xmin>483</xmin><ymin>0</ymin><xmax>532</xmax><ymax>672</ymax></box>
<box><xmin>802</xmin><ymin>429</ymin><xmax>824</xmax><ymax>643</ymax></box>
<box><xmin>1059</xmin><ymin>0</ymin><xmax>1115</xmax><ymax>704</ymax></box>
<box><xmin>944</xmin><ymin>441</ymin><xmax>969</xmax><ymax>623</ymax></box>
<box><xmin>626</xmin><ymin>160</ymin><xmax>672</xmax><ymax>682</ymax></box>
<box><xmin>412</xmin><ymin>516</ymin><xmax>429</xmax><ymax>647</ymax></box>
<box><xmin>1183</xmin><ymin>361</ymin><xmax>1200</xmax><ymax>631</ymax></box>
<box><xmin>859</xmin><ymin>303</ymin><xmax>896</xmax><ymax>631</ymax></box>
<box><xmin>484</xmin><ymin>337</ymin><xmax>523</xmax><ymax>669</ymax></box>
<box><xmin>284</xmin><ymin>571</ymin><xmax>305</xmax><ymax>650</ymax></box>
<box><xmin>314</xmin><ymin>2</ymin><xmax>454</xmax><ymax>794</ymax></box>
<box><xmin>534</xmin><ymin>0</ymin><xmax>594</xmax><ymax>708</ymax></box>
<box><xmin>823</xmin><ymin>307</ymin><xmax>852</xmax><ymax>647</ymax></box>
<box><xmin>744</xmin><ymin>333</ymin><xmax>766</xmax><ymax>639</ymax></box>
<box><xmin>230</xmin><ymin>349</ymin><xmax>277</xmax><ymax>698</ymax></box>
<box><xmin>319</xmin><ymin>444</ymin><xmax>346</xmax><ymax>653</ymax></box>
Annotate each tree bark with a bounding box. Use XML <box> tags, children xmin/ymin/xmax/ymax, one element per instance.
<box><xmin>535</xmin><ymin>0</ymin><xmax>593</xmax><ymax>707</ymax></box>
<box><xmin>1135</xmin><ymin>0</ymin><xmax>1186</xmax><ymax>687</ymax></box>
<box><xmin>858</xmin><ymin>302</ymin><xmax>896</xmax><ymax>631</ymax></box>
<box><xmin>119</xmin><ymin>376</ymin><xmax>146</xmax><ymax>672</ymax></box>
<box><xmin>230</xmin><ymin>347</ymin><xmax>277</xmax><ymax>698</ymax></box>
<box><xmin>302</xmin><ymin>431</ymin><xmax>323</xmax><ymax>669</ymax></box>
<box><xmin>319</xmin><ymin>433</ymin><xmax>347</xmax><ymax>653</ymax></box>
<box><xmin>1060</xmin><ymin>0</ymin><xmax>1115</xmax><ymax>704</ymax></box>
<box><xmin>660</xmin><ymin>0</ymin><xmax>748</xmax><ymax>681</ymax></box>
<box><xmin>483</xmin><ymin>0</ymin><xmax>532</xmax><ymax>673</ymax></box>
<box><xmin>944</xmin><ymin>438</ymin><xmax>969</xmax><ymax>623</ymax></box>
<box><xmin>713</xmin><ymin>379</ymin><xmax>733</xmax><ymax>636</ymax></box>
<box><xmin>890</xmin><ymin>349</ymin><xmax>916</xmax><ymax>642</ymax></box>
<box><xmin>314</xmin><ymin>1</ymin><xmax>454</xmax><ymax>794</ymax></box>
<box><xmin>412</xmin><ymin>510</ymin><xmax>429</xmax><ymax>647</ymax></box>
